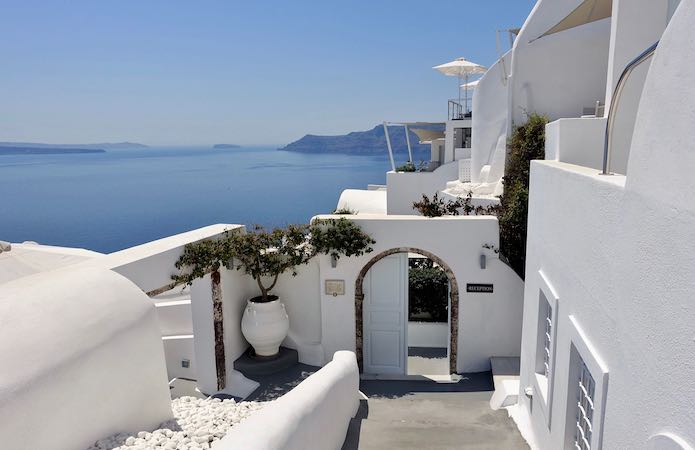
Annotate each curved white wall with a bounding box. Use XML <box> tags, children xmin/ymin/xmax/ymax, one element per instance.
<box><xmin>216</xmin><ymin>351</ymin><xmax>359</xmax><ymax>450</ymax></box>
<box><xmin>604</xmin><ymin>0</ymin><xmax>673</xmax><ymax>174</ymax></box>
<box><xmin>0</xmin><ymin>266</ymin><xmax>172</xmax><ymax>450</ymax></box>
<box><xmin>336</xmin><ymin>189</ymin><xmax>387</xmax><ymax>215</ymax></box>
<box><xmin>471</xmin><ymin>50</ymin><xmax>512</xmax><ymax>183</ymax></box>
<box><xmin>511</xmin><ymin>0</ymin><xmax>611</xmax><ymax>125</ymax></box>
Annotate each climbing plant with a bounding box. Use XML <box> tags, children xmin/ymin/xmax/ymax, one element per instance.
<box><xmin>173</xmin><ymin>218</ymin><xmax>375</xmax><ymax>302</ymax></box>
<box><xmin>497</xmin><ymin>112</ymin><xmax>548</xmax><ymax>278</ymax></box>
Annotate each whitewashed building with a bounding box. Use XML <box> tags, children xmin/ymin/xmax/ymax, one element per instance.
<box><xmin>516</xmin><ymin>0</ymin><xmax>694</xmax><ymax>449</ymax></box>
<box><xmin>1</xmin><ymin>0</ymin><xmax>695</xmax><ymax>448</ymax></box>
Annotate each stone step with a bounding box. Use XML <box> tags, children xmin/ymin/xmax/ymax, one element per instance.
<box><xmin>233</xmin><ymin>346</ymin><xmax>299</xmax><ymax>377</ymax></box>
<box><xmin>489</xmin><ymin>356</ymin><xmax>521</xmax><ymax>410</ymax></box>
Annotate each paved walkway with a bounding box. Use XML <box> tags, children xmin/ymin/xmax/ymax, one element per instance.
<box><xmin>342</xmin><ymin>372</ymin><xmax>528</xmax><ymax>450</ymax></box>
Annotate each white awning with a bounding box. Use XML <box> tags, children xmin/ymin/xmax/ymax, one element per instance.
<box><xmin>535</xmin><ymin>0</ymin><xmax>612</xmax><ymax>41</ymax></box>
<box><xmin>410</xmin><ymin>128</ymin><xmax>445</xmax><ymax>143</ymax></box>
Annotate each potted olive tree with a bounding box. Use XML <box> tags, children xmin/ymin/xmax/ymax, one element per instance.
<box><xmin>173</xmin><ymin>218</ymin><xmax>374</xmax><ymax>360</ymax></box>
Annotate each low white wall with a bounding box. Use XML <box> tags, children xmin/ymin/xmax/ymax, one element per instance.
<box><xmin>163</xmin><ymin>335</ymin><xmax>196</xmax><ymax>381</ymax></box>
<box><xmin>93</xmin><ymin>224</ymin><xmax>244</xmax><ymax>294</ymax></box>
<box><xmin>408</xmin><ymin>321</ymin><xmax>448</xmax><ymax>348</ymax></box>
<box><xmin>0</xmin><ymin>266</ymin><xmax>172</xmax><ymax>450</ymax></box>
<box><xmin>386</xmin><ymin>162</ymin><xmax>459</xmax><ymax>215</ymax></box>
<box><xmin>216</xmin><ymin>351</ymin><xmax>359</xmax><ymax>450</ymax></box>
<box><xmin>154</xmin><ymin>296</ymin><xmax>193</xmax><ymax>336</ymax></box>
<box><xmin>544</xmin><ymin>117</ymin><xmax>606</xmax><ymax>170</ymax></box>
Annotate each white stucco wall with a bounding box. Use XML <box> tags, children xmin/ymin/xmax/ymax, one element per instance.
<box><xmin>80</xmin><ymin>224</ymin><xmax>259</xmax><ymax>396</ymax></box>
<box><xmin>518</xmin><ymin>4</ymin><xmax>695</xmax><ymax>447</ymax></box>
<box><xmin>163</xmin><ymin>335</ymin><xmax>196</xmax><ymax>380</ymax></box>
<box><xmin>216</xmin><ymin>351</ymin><xmax>360</xmax><ymax>450</ymax></box>
<box><xmin>471</xmin><ymin>50</ymin><xmax>512</xmax><ymax>184</ymax></box>
<box><xmin>315</xmin><ymin>214</ymin><xmax>524</xmax><ymax>373</ymax></box>
<box><xmin>511</xmin><ymin>0</ymin><xmax>611</xmax><ymax>125</ymax></box>
<box><xmin>544</xmin><ymin>117</ymin><xmax>606</xmax><ymax>170</ymax></box>
<box><xmin>386</xmin><ymin>162</ymin><xmax>459</xmax><ymax>215</ymax></box>
<box><xmin>408</xmin><ymin>322</ymin><xmax>448</xmax><ymax>348</ymax></box>
<box><xmin>0</xmin><ymin>267</ymin><xmax>172</xmax><ymax>450</ymax></box>
<box><xmin>189</xmin><ymin>268</ymin><xmax>259</xmax><ymax>396</ymax></box>
<box><xmin>271</xmin><ymin>261</ymin><xmax>325</xmax><ymax>365</ymax></box>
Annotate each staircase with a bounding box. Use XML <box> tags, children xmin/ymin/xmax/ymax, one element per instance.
<box><xmin>489</xmin><ymin>356</ymin><xmax>521</xmax><ymax>410</ymax></box>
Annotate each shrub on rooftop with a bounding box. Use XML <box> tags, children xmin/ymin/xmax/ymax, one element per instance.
<box><xmin>412</xmin><ymin>192</ymin><xmax>496</xmax><ymax>217</ymax></box>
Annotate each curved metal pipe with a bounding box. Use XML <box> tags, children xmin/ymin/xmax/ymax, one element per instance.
<box><xmin>601</xmin><ymin>41</ymin><xmax>659</xmax><ymax>175</ymax></box>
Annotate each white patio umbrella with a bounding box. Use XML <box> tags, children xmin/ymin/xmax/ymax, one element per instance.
<box><xmin>433</xmin><ymin>57</ymin><xmax>487</xmax><ymax>112</ymax></box>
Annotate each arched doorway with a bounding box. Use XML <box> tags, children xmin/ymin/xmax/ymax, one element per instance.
<box><xmin>354</xmin><ymin>247</ymin><xmax>459</xmax><ymax>374</ymax></box>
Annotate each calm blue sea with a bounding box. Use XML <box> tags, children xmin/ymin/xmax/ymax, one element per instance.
<box><xmin>0</xmin><ymin>146</ymin><xmax>421</xmax><ymax>253</ymax></box>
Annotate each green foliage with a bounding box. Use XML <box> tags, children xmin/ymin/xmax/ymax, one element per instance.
<box><xmin>412</xmin><ymin>192</ymin><xmax>498</xmax><ymax>217</ymax></box>
<box><xmin>396</xmin><ymin>161</ymin><xmax>417</xmax><ymax>172</ymax></box>
<box><xmin>412</xmin><ymin>192</ymin><xmax>463</xmax><ymax>217</ymax></box>
<box><xmin>173</xmin><ymin>218</ymin><xmax>374</xmax><ymax>302</ymax></box>
<box><xmin>333</xmin><ymin>207</ymin><xmax>357</xmax><ymax>215</ymax></box>
<box><xmin>310</xmin><ymin>218</ymin><xmax>375</xmax><ymax>260</ymax></box>
<box><xmin>506</xmin><ymin>112</ymin><xmax>547</xmax><ymax>188</ymax></box>
<box><xmin>408</xmin><ymin>258</ymin><xmax>449</xmax><ymax>322</ymax></box>
<box><xmin>396</xmin><ymin>160</ymin><xmax>428</xmax><ymax>173</ymax></box>
<box><xmin>497</xmin><ymin>112</ymin><xmax>547</xmax><ymax>278</ymax></box>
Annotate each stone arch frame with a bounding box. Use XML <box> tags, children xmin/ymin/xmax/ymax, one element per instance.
<box><xmin>354</xmin><ymin>247</ymin><xmax>459</xmax><ymax>374</ymax></box>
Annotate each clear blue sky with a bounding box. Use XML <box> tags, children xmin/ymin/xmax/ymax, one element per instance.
<box><xmin>0</xmin><ymin>0</ymin><xmax>535</xmax><ymax>146</ymax></box>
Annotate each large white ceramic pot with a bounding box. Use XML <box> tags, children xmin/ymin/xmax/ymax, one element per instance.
<box><xmin>241</xmin><ymin>296</ymin><xmax>289</xmax><ymax>357</ymax></box>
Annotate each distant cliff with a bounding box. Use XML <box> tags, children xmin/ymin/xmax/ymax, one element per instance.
<box><xmin>0</xmin><ymin>141</ymin><xmax>148</xmax><ymax>150</ymax></box>
<box><xmin>278</xmin><ymin>125</ymin><xmax>434</xmax><ymax>155</ymax></box>
<box><xmin>0</xmin><ymin>146</ymin><xmax>105</xmax><ymax>155</ymax></box>
<box><xmin>213</xmin><ymin>144</ymin><xmax>241</xmax><ymax>149</ymax></box>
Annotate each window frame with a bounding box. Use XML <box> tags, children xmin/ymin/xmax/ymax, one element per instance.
<box><xmin>564</xmin><ymin>315</ymin><xmax>610</xmax><ymax>450</ymax></box>
<box><xmin>533</xmin><ymin>269</ymin><xmax>560</xmax><ymax>428</ymax></box>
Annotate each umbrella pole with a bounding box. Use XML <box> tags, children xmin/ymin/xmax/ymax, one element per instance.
<box><xmin>458</xmin><ymin>75</ymin><xmax>462</xmax><ymax>106</ymax></box>
<box><xmin>464</xmin><ymin>74</ymin><xmax>469</xmax><ymax>114</ymax></box>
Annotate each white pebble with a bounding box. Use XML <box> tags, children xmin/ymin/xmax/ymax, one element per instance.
<box><xmin>86</xmin><ymin>396</ymin><xmax>266</xmax><ymax>450</ymax></box>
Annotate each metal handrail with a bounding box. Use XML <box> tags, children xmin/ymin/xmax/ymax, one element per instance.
<box><xmin>448</xmin><ymin>100</ymin><xmax>463</xmax><ymax>120</ymax></box>
<box><xmin>601</xmin><ymin>41</ymin><xmax>659</xmax><ymax>175</ymax></box>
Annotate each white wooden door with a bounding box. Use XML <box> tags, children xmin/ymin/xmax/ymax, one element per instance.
<box><xmin>363</xmin><ymin>254</ymin><xmax>407</xmax><ymax>375</ymax></box>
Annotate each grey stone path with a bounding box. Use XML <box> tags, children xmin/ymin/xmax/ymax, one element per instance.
<box><xmin>342</xmin><ymin>372</ymin><xmax>528</xmax><ymax>450</ymax></box>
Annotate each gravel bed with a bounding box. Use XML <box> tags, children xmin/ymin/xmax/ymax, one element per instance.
<box><xmin>87</xmin><ymin>396</ymin><xmax>265</xmax><ymax>450</ymax></box>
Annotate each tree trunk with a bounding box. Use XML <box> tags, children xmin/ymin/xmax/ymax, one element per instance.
<box><xmin>211</xmin><ymin>271</ymin><xmax>226</xmax><ymax>391</ymax></box>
